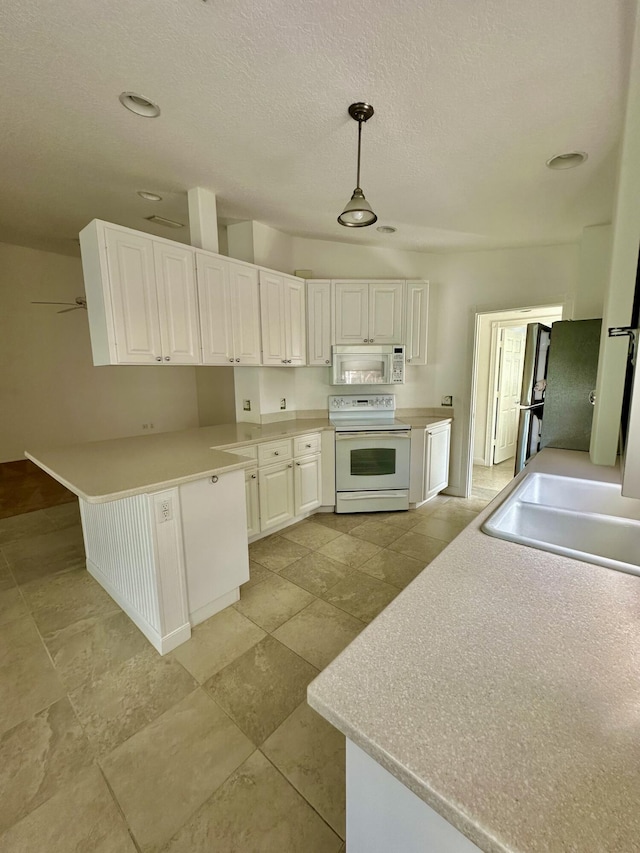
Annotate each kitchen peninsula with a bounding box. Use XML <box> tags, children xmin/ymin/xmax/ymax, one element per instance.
<box><xmin>308</xmin><ymin>449</ymin><xmax>640</xmax><ymax>852</ymax></box>
<box><xmin>25</xmin><ymin>418</ymin><xmax>332</xmax><ymax>654</ymax></box>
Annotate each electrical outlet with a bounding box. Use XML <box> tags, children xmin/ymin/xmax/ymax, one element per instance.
<box><xmin>442</xmin><ymin>395</ymin><xmax>453</xmax><ymax>406</ymax></box>
<box><xmin>142</xmin><ymin>423</ymin><xmax>148</xmax><ymax>430</ymax></box>
<box><xmin>243</xmin><ymin>400</ymin><xmax>251</xmax><ymax>411</ymax></box>
<box><xmin>149</xmin><ymin>422</ymin><xmax>154</xmax><ymax>430</ymax></box>
<box><xmin>157</xmin><ymin>498</ymin><xmax>173</xmax><ymax>524</ymax></box>
<box><xmin>280</xmin><ymin>398</ymin><xmax>286</xmax><ymax>410</ymax></box>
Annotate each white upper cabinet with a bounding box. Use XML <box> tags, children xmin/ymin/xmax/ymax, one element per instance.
<box><xmin>259</xmin><ymin>271</ymin><xmax>306</xmax><ymax>366</ymax></box>
<box><xmin>306</xmin><ymin>280</ymin><xmax>332</xmax><ymax>366</ymax></box>
<box><xmin>404</xmin><ymin>280</ymin><xmax>430</xmax><ymax>365</ymax></box>
<box><xmin>80</xmin><ymin>220</ymin><xmax>200</xmax><ymax>366</ymax></box>
<box><xmin>334</xmin><ymin>280</ymin><xmax>404</xmax><ymax>344</ymax></box>
<box><xmin>197</xmin><ymin>254</ymin><xmax>261</xmax><ymax>365</ymax></box>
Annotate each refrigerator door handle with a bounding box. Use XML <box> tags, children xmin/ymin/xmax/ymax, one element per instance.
<box><xmin>608</xmin><ymin>326</ymin><xmax>640</xmax><ymax>366</ymax></box>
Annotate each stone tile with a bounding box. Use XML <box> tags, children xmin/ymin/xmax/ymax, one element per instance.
<box><xmin>170</xmin><ymin>607</ymin><xmax>265</xmax><ymax>684</ymax></box>
<box><xmin>312</xmin><ymin>513</ymin><xmax>365</xmax><ymax>533</ymax></box>
<box><xmin>21</xmin><ymin>568</ymin><xmax>118</xmax><ymax>636</ymax></box>
<box><xmin>410</xmin><ymin>515</ymin><xmax>469</xmax><ymax>543</ymax></box>
<box><xmin>387</xmin><ymin>529</ymin><xmax>448</xmax><ymax>563</ymax></box>
<box><xmin>234</xmin><ymin>573</ymin><xmax>314</xmax><ymax>633</ymax></box>
<box><xmin>413</xmin><ymin>494</ymin><xmax>451</xmax><ymax>516</ymax></box>
<box><xmin>0</xmin><ymin>618</ymin><xmax>66</xmax><ymax>736</ymax></box>
<box><xmin>317</xmin><ymin>534</ymin><xmax>381</xmax><ymax>568</ymax></box>
<box><xmin>449</xmin><ymin>496</ymin><xmax>492</xmax><ymax>513</ymax></box>
<box><xmin>263</xmin><ymin>701</ymin><xmax>346</xmax><ymax>838</ymax></box>
<box><xmin>431</xmin><ymin>503</ymin><xmax>480</xmax><ymax>526</ymax></box>
<box><xmin>382</xmin><ymin>511</ymin><xmax>424</xmax><ymax>531</ymax></box>
<box><xmin>69</xmin><ymin>646</ymin><xmax>197</xmax><ymax>755</ymax></box>
<box><xmin>0</xmin><ymin>560</ymin><xmax>14</xmax><ymax>590</ymax></box>
<box><xmin>358</xmin><ymin>548</ymin><xmax>426</xmax><ymax>589</ymax></box>
<box><xmin>2</xmin><ymin>525</ymin><xmax>86</xmax><ymax>584</ymax></box>
<box><xmin>158</xmin><ymin>750</ymin><xmax>341</xmax><ymax>852</ymax></box>
<box><xmin>0</xmin><ymin>585</ymin><xmax>28</xmax><ymax>626</ymax></box>
<box><xmin>44</xmin><ymin>610</ymin><xmax>150</xmax><ymax>691</ymax></box>
<box><xmin>43</xmin><ymin>501</ymin><xmax>82</xmax><ymax>529</ymax></box>
<box><xmin>205</xmin><ymin>636</ymin><xmax>318</xmax><ymax>745</ymax></box>
<box><xmin>274</xmin><ymin>599</ymin><xmax>364</xmax><ymax>670</ymax></box>
<box><xmin>101</xmin><ymin>689</ymin><xmax>254</xmax><ymax>852</ymax></box>
<box><xmin>0</xmin><ymin>510</ymin><xmax>56</xmax><ymax>545</ymax></box>
<box><xmin>0</xmin><ymin>697</ymin><xmax>94</xmax><ymax>833</ymax></box>
<box><xmin>280</xmin><ymin>552</ymin><xmax>353</xmax><ymax>597</ymax></box>
<box><xmin>242</xmin><ymin>560</ymin><xmax>274</xmax><ymax>590</ymax></box>
<box><xmin>324</xmin><ymin>573</ymin><xmax>398</xmax><ymax>623</ymax></box>
<box><xmin>280</xmin><ymin>520</ymin><xmax>343</xmax><ymax>549</ymax></box>
<box><xmin>249</xmin><ymin>535</ymin><xmax>311</xmax><ymax>572</ymax></box>
<box><xmin>348</xmin><ymin>519</ymin><xmax>404</xmax><ymax>548</ymax></box>
<box><xmin>0</xmin><ymin>765</ymin><xmax>136</xmax><ymax>852</ymax></box>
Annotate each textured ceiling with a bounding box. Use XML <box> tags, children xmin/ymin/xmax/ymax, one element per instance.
<box><xmin>0</xmin><ymin>0</ymin><xmax>636</xmax><ymax>257</ymax></box>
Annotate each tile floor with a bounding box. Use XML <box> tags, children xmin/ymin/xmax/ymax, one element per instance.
<box><xmin>0</xmin><ymin>491</ymin><xmax>494</xmax><ymax>851</ymax></box>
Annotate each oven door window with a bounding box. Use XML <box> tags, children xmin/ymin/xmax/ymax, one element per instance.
<box><xmin>350</xmin><ymin>447</ymin><xmax>396</xmax><ymax>476</ymax></box>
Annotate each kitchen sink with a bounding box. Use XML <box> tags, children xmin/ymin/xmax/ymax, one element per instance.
<box><xmin>482</xmin><ymin>472</ymin><xmax>640</xmax><ymax>576</ymax></box>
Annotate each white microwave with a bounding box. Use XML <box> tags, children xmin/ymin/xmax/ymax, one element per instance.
<box><xmin>331</xmin><ymin>345</ymin><xmax>405</xmax><ymax>385</ymax></box>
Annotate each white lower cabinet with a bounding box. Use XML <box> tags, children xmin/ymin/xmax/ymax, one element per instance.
<box><xmin>409</xmin><ymin>422</ymin><xmax>451</xmax><ymax>505</ymax></box>
<box><xmin>294</xmin><ymin>454</ymin><xmax>322</xmax><ymax>515</ymax></box>
<box><xmin>258</xmin><ymin>459</ymin><xmax>295</xmax><ymax>531</ymax></box>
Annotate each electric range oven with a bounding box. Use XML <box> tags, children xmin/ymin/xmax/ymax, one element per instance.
<box><xmin>329</xmin><ymin>394</ymin><xmax>410</xmax><ymax>513</ymax></box>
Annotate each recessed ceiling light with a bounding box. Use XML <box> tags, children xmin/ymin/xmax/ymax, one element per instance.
<box><xmin>137</xmin><ymin>191</ymin><xmax>163</xmax><ymax>201</ymax></box>
<box><xmin>546</xmin><ymin>151</ymin><xmax>588</xmax><ymax>170</ymax></box>
<box><xmin>376</xmin><ymin>225</ymin><xmax>397</xmax><ymax>234</ymax></box>
<box><xmin>145</xmin><ymin>215</ymin><xmax>184</xmax><ymax>228</ymax></box>
<box><xmin>119</xmin><ymin>92</ymin><xmax>161</xmax><ymax>118</ymax></box>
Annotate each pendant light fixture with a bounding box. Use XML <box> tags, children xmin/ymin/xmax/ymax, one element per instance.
<box><xmin>338</xmin><ymin>102</ymin><xmax>377</xmax><ymax>227</ymax></box>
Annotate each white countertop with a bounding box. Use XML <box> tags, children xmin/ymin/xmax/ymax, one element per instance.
<box><xmin>308</xmin><ymin>449</ymin><xmax>640</xmax><ymax>852</ymax></box>
<box><xmin>25</xmin><ymin>419</ymin><xmax>332</xmax><ymax>503</ymax></box>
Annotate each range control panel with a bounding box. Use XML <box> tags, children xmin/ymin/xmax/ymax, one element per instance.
<box><xmin>329</xmin><ymin>395</ymin><xmax>396</xmax><ymax>412</ymax></box>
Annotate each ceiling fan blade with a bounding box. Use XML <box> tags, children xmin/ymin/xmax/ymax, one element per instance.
<box><xmin>57</xmin><ymin>306</ymin><xmax>80</xmax><ymax>314</ymax></box>
<box><xmin>32</xmin><ymin>301</ymin><xmax>76</xmax><ymax>306</ymax></box>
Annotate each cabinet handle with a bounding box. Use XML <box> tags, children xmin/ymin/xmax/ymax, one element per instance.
<box><xmin>235</xmin><ymin>358</ymin><xmax>240</xmax><ymax>363</ymax></box>
<box><xmin>229</xmin><ymin>358</ymin><xmax>234</xmax><ymax>363</ymax></box>
<box><xmin>210</xmin><ymin>475</ymin><xmax>218</xmax><ymax>484</ymax></box>
<box><xmin>155</xmin><ymin>356</ymin><xmax>162</xmax><ymax>362</ymax></box>
<box><xmin>164</xmin><ymin>356</ymin><xmax>171</xmax><ymax>361</ymax></box>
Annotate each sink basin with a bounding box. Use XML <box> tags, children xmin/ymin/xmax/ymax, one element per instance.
<box><xmin>482</xmin><ymin>472</ymin><xmax>640</xmax><ymax>576</ymax></box>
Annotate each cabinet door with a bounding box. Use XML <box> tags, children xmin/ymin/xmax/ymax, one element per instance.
<box><xmin>334</xmin><ymin>281</ymin><xmax>369</xmax><ymax>344</ymax></box>
<box><xmin>425</xmin><ymin>424</ymin><xmax>451</xmax><ymax>501</ymax></box>
<box><xmin>104</xmin><ymin>227</ymin><xmax>161</xmax><ymax>363</ymax></box>
<box><xmin>154</xmin><ymin>243</ymin><xmax>200</xmax><ymax>364</ymax></box>
<box><xmin>306</xmin><ymin>280</ymin><xmax>332</xmax><ymax>366</ymax></box>
<box><xmin>258</xmin><ymin>461</ymin><xmax>294</xmax><ymax>531</ymax></box>
<box><xmin>284</xmin><ymin>277</ymin><xmax>306</xmax><ymax>365</ymax></box>
<box><xmin>404</xmin><ymin>281</ymin><xmax>429</xmax><ymax>365</ymax></box>
<box><xmin>245</xmin><ymin>469</ymin><xmax>260</xmax><ymax>538</ymax></box>
<box><xmin>259</xmin><ymin>271</ymin><xmax>286</xmax><ymax>365</ymax></box>
<box><xmin>294</xmin><ymin>454</ymin><xmax>321</xmax><ymax>515</ymax></box>
<box><xmin>369</xmin><ymin>281</ymin><xmax>404</xmax><ymax>344</ymax></box>
<box><xmin>197</xmin><ymin>253</ymin><xmax>234</xmax><ymax>365</ymax></box>
<box><xmin>230</xmin><ymin>263</ymin><xmax>262</xmax><ymax>365</ymax></box>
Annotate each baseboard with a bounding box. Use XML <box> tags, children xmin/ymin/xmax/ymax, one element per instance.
<box><xmin>86</xmin><ymin>558</ymin><xmax>191</xmax><ymax>655</ymax></box>
<box><xmin>248</xmin><ymin>506</ymin><xmax>334</xmax><ymax>543</ymax></box>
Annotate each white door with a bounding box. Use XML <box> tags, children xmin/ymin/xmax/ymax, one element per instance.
<box><xmin>404</xmin><ymin>281</ymin><xmax>429</xmax><ymax>365</ymax></box>
<box><xmin>494</xmin><ymin>327</ymin><xmax>526</xmax><ymax>464</ymax></box>
<box><xmin>294</xmin><ymin>454</ymin><xmax>321</xmax><ymax>515</ymax></box>
<box><xmin>284</xmin><ymin>277</ymin><xmax>306</xmax><ymax>365</ymax></box>
<box><xmin>334</xmin><ymin>281</ymin><xmax>369</xmax><ymax>344</ymax></box>
<box><xmin>104</xmin><ymin>227</ymin><xmax>161</xmax><ymax>363</ymax></box>
<box><xmin>369</xmin><ymin>281</ymin><xmax>404</xmax><ymax>344</ymax></box>
<box><xmin>425</xmin><ymin>424</ymin><xmax>451</xmax><ymax>500</ymax></box>
<box><xmin>154</xmin><ymin>243</ymin><xmax>200</xmax><ymax>364</ymax></box>
<box><xmin>306</xmin><ymin>280</ymin><xmax>332</xmax><ymax>366</ymax></box>
<box><xmin>259</xmin><ymin>271</ymin><xmax>286</xmax><ymax>365</ymax></box>
<box><xmin>230</xmin><ymin>263</ymin><xmax>261</xmax><ymax>365</ymax></box>
<box><xmin>245</xmin><ymin>469</ymin><xmax>260</xmax><ymax>538</ymax></box>
<box><xmin>197</xmin><ymin>253</ymin><xmax>234</xmax><ymax>365</ymax></box>
<box><xmin>258</xmin><ymin>461</ymin><xmax>294</xmax><ymax>531</ymax></box>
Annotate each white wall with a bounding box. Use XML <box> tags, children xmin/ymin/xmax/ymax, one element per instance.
<box><xmin>0</xmin><ymin>242</ymin><xmax>201</xmax><ymax>462</ymax></box>
<box><xmin>195</xmin><ymin>367</ymin><xmax>236</xmax><ymax>427</ymax></box>
<box><xmin>575</xmin><ymin>224</ymin><xmax>611</xmax><ymax>320</ymax></box>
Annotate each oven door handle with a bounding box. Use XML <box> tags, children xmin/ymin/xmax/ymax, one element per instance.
<box><xmin>335</xmin><ymin>431</ymin><xmax>410</xmax><ymax>440</ymax></box>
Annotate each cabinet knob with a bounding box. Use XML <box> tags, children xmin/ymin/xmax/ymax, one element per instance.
<box><xmin>287</xmin><ymin>359</ymin><xmax>292</xmax><ymax>364</ymax></box>
<box><xmin>325</xmin><ymin>359</ymin><xmax>330</xmax><ymax>364</ymax></box>
<box><xmin>274</xmin><ymin>451</ymin><xmax>279</xmax><ymax>456</ymax></box>
<box><xmin>229</xmin><ymin>358</ymin><xmax>234</xmax><ymax>363</ymax></box>
<box><xmin>164</xmin><ymin>356</ymin><xmax>170</xmax><ymax>361</ymax></box>
<box><xmin>363</xmin><ymin>339</ymin><xmax>368</xmax><ymax>343</ymax></box>
<box><xmin>296</xmin><ymin>462</ymin><xmax>301</xmax><ymax>466</ymax></box>
<box><xmin>210</xmin><ymin>475</ymin><xmax>218</xmax><ymax>484</ymax></box>
<box><xmin>251</xmin><ymin>473</ymin><xmax>257</xmax><ymax>479</ymax></box>
<box><xmin>306</xmin><ymin>443</ymin><xmax>311</xmax><ymax>448</ymax></box>
<box><xmin>288</xmin><ymin>463</ymin><xmax>293</xmax><ymax>468</ymax></box>
<box><xmin>282</xmin><ymin>359</ymin><xmax>286</xmax><ymax>364</ymax></box>
<box><xmin>155</xmin><ymin>356</ymin><xmax>162</xmax><ymax>362</ymax></box>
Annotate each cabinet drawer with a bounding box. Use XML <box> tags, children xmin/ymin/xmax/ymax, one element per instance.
<box><xmin>293</xmin><ymin>432</ymin><xmax>321</xmax><ymax>457</ymax></box>
<box><xmin>225</xmin><ymin>444</ymin><xmax>258</xmax><ymax>461</ymax></box>
<box><xmin>258</xmin><ymin>439</ymin><xmax>293</xmax><ymax>466</ymax></box>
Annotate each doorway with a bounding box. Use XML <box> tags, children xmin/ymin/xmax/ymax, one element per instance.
<box><xmin>468</xmin><ymin>304</ymin><xmax>563</xmax><ymax>499</ymax></box>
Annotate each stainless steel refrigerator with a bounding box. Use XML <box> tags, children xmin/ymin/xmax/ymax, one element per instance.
<box><xmin>514</xmin><ymin>319</ymin><xmax>601</xmax><ymax>473</ymax></box>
